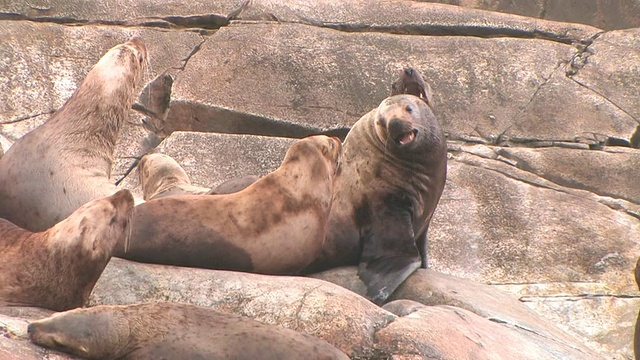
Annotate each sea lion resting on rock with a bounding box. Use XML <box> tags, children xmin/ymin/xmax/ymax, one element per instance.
<box><xmin>0</xmin><ymin>190</ymin><xmax>134</xmax><ymax>311</ymax></box>
<box><xmin>304</xmin><ymin>94</ymin><xmax>447</xmax><ymax>305</ymax></box>
<box><xmin>28</xmin><ymin>302</ymin><xmax>349</xmax><ymax>359</ymax></box>
<box><xmin>0</xmin><ymin>37</ymin><xmax>147</xmax><ymax>232</ymax></box>
<box><xmin>116</xmin><ymin>135</ymin><xmax>342</xmax><ymax>274</ymax></box>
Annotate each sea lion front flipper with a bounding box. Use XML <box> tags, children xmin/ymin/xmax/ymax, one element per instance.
<box><xmin>358</xmin><ymin>254</ymin><xmax>421</xmax><ymax>306</ymax></box>
<box><xmin>357</xmin><ymin>209</ymin><xmax>421</xmax><ymax>305</ymax></box>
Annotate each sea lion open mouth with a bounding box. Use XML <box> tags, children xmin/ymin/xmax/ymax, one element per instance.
<box><xmin>396</xmin><ymin>129</ymin><xmax>418</xmax><ymax>145</ymax></box>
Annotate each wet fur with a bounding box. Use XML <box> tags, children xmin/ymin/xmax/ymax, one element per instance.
<box><xmin>304</xmin><ymin>95</ymin><xmax>447</xmax><ymax>305</ymax></box>
<box><xmin>0</xmin><ymin>37</ymin><xmax>146</xmax><ymax>232</ymax></box>
<box><xmin>28</xmin><ymin>302</ymin><xmax>349</xmax><ymax>360</ymax></box>
<box><xmin>0</xmin><ymin>190</ymin><xmax>134</xmax><ymax>311</ymax></box>
<box><xmin>115</xmin><ymin>135</ymin><xmax>342</xmax><ymax>274</ymax></box>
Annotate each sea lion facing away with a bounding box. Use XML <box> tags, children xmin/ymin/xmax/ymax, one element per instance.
<box><xmin>0</xmin><ymin>37</ymin><xmax>147</xmax><ymax>232</ymax></box>
<box><xmin>305</xmin><ymin>95</ymin><xmax>447</xmax><ymax>305</ymax></box>
<box><xmin>116</xmin><ymin>135</ymin><xmax>342</xmax><ymax>274</ymax></box>
<box><xmin>391</xmin><ymin>66</ymin><xmax>433</xmax><ymax>107</ymax></box>
<box><xmin>28</xmin><ymin>302</ymin><xmax>349</xmax><ymax>360</ymax></box>
<box><xmin>0</xmin><ymin>190</ymin><xmax>134</xmax><ymax>311</ymax></box>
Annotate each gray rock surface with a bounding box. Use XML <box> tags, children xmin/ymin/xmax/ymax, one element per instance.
<box><xmin>1</xmin><ymin>1</ymin><xmax>639</xmax><ymax>358</ymax></box>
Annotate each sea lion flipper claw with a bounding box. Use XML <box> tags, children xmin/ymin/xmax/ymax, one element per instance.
<box><xmin>358</xmin><ymin>255</ymin><xmax>421</xmax><ymax>306</ymax></box>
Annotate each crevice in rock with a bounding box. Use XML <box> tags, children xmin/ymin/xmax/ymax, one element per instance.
<box><xmin>0</xmin><ymin>12</ymin><xmax>229</xmax><ymax>30</ymax></box>
<box><xmin>520</xmin><ymin>294</ymin><xmax>640</xmax><ymax>301</ymax></box>
<box><xmin>172</xmin><ymin>36</ymin><xmax>207</xmax><ymax>71</ymax></box>
<box><xmin>495</xmin><ymin>149</ymin><xmax>640</xmax><ymax>205</ymax></box>
<box><xmin>0</xmin><ymin>110</ymin><xmax>55</xmax><ymax>125</ymax></box>
<box><xmin>488</xmin><ymin>317</ymin><xmax>588</xmax><ymax>353</ymax></box>
<box><xmin>564</xmin><ymin>32</ymin><xmax>602</xmax><ymax>76</ymax></box>
<box><xmin>568</xmin><ymin>76</ymin><xmax>639</xmax><ymax>125</ymax></box>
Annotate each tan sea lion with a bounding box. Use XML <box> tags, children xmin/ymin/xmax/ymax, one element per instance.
<box><xmin>304</xmin><ymin>94</ymin><xmax>447</xmax><ymax>305</ymax></box>
<box><xmin>138</xmin><ymin>153</ymin><xmax>211</xmax><ymax>200</ymax></box>
<box><xmin>391</xmin><ymin>66</ymin><xmax>433</xmax><ymax>106</ymax></box>
<box><xmin>115</xmin><ymin>135</ymin><xmax>342</xmax><ymax>274</ymax></box>
<box><xmin>28</xmin><ymin>302</ymin><xmax>349</xmax><ymax>360</ymax></box>
<box><xmin>0</xmin><ymin>37</ymin><xmax>147</xmax><ymax>232</ymax></box>
<box><xmin>139</xmin><ymin>153</ymin><xmax>260</xmax><ymax>200</ymax></box>
<box><xmin>0</xmin><ymin>190</ymin><xmax>134</xmax><ymax>311</ymax></box>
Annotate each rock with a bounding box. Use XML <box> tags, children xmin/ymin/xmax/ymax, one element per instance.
<box><xmin>423</xmin><ymin>0</ymin><xmax>640</xmax><ymax>30</ymax></box>
<box><xmin>376</xmin><ymin>301</ymin><xmax>600</xmax><ymax>360</ymax></box>
<box><xmin>311</xmin><ymin>267</ymin><xmax>594</xmax><ymax>352</ymax></box>
<box><xmin>0</xmin><ymin>309</ymin><xmax>73</xmax><ymax>360</ymax></box>
<box><xmin>119</xmin><ymin>131</ymin><xmax>295</xmax><ymax>192</ymax></box>
<box><xmin>0</xmin><ymin>0</ymin><xmax>245</xmax><ymax>29</ymax></box>
<box><xmin>90</xmin><ymin>258</ymin><xmax>396</xmax><ymax>357</ymax></box>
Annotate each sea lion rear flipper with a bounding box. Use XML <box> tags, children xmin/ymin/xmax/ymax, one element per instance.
<box><xmin>358</xmin><ymin>255</ymin><xmax>421</xmax><ymax>306</ymax></box>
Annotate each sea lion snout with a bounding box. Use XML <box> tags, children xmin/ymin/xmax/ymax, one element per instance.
<box><xmin>388</xmin><ymin>118</ymin><xmax>417</xmax><ymax>145</ymax></box>
<box><xmin>27</xmin><ymin>323</ymin><xmax>35</xmax><ymax>335</ymax></box>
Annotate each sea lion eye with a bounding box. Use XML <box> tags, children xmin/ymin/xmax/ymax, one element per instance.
<box><xmin>405</xmin><ymin>105</ymin><xmax>413</xmax><ymax>113</ymax></box>
<box><xmin>138</xmin><ymin>54</ymin><xmax>144</xmax><ymax>63</ymax></box>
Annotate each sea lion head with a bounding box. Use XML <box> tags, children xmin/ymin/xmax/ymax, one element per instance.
<box><xmin>49</xmin><ymin>189</ymin><xmax>134</xmax><ymax>258</ymax></box>
<box><xmin>373</xmin><ymin>94</ymin><xmax>443</xmax><ymax>159</ymax></box>
<box><xmin>284</xmin><ymin>135</ymin><xmax>343</xmax><ymax>179</ymax></box>
<box><xmin>138</xmin><ymin>153</ymin><xmax>192</xmax><ymax>200</ymax></box>
<box><xmin>28</xmin><ymin>306</ymin><xmax>130</xmax><ymax>359</ymax></box>
<box><xmin>82</xmin><ymin>36</ymin><xmax>147</xmax><ymax>105</ymax></box>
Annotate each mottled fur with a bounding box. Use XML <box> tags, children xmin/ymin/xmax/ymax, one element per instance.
<box><xmin>0</xmin><ymin>190</ymin><xmax>134</xmax><ymax>311</ymax></box>
<box><xmin>0</xmin><ymin>37</ymin><xmax>146</xmax><ymax>231</ymax></box>
<box><xmin>115</xmin><ymin>135</ymin><xmax>342</xmax><ymax>274</ymax></box>
<box><xmin>304</xmin><ymin>95</ymin><xmax>447</xmax><ymax>305</ymax></box>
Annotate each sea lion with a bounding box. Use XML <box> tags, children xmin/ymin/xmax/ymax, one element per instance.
<box><xmin>0</xmin><ymin>37</ymin><xmax>147</xmax><ymax>232</ymax></box>
<box><xmin>304</xmin><ymin>94</ymin><xmax>447</xmax><ymax>305</ymax></box>
<box><xmin>115</xmin><ymin>135</ymin><xmax>342</xmax><ymax>274</ymax></box>
<box><xmin>0</xmin><ymin>190</ymin><xmax>134</xmax><ymax>311</ymax></box>
<box><xmin>391</xmin><ymin>67</ymin><xmax>433</xmax><ymax>107</ymax></box>
<box><xmin>139</xmin><ymin>153</ymin><xmax>260</xmax><ymax>200</ymax></box>
<box><xmin>28</xmin><ymin>302</ymin><xmax>349</xmax><ymax>360</ymax></box>
<box><xmin>138</xmin><ymin>153</ymin><xmax>211</xmax><ymax>200</ymax></box>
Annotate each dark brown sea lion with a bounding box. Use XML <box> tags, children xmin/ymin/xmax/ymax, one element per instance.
<box><xmin>0</xmin><ymin>37</ymin><xmax>147</xmax><ymax>232</ymax></box>
<box><xmin>304</xmin><ymin>94</ymin><xmax>447</xmax><ymax>305</ymax></box>
<box><xmin>28</xmin><ymin>302</ymin><xmax>349</xmax><ymax>360</ymax></box>
<box><xmin>115</xmin><ymin>135</ymin><xmax>342</xmax><ymax>274</ymax></box>
<box><xmin>391</xmin><ymin>67</ymin><xmax>433</xmax><ymax>107</ymax></box>
<box><xmin>0</xmin><ymin>190</ymin><xmax>134</xmax><ymax>311</ymax></box>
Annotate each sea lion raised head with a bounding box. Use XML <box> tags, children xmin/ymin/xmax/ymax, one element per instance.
<box><xmin>0</xmin><ymin>37</ymin><xmax>147</xmax><ymax>232</ymax></box>
<box><xmin>390</xmin><ymin>66</ymin><xmax>433</xmax><ymax>106</ymax></box>
<box><xmin>0</xmin><ymin>190</ymin><xmax>134</xmax><ymax>311</ymax></box>
<box><xmin>305</xmin><ymin>94</ymin><xmax>447</xmax><ymax>305</ymax></box>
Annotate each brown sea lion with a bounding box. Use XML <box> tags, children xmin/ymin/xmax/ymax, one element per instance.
<box><xmin>0</xmin><ymin>190</ymin><xmax>134</xmax><ymax>311</ymax></box>
<box><xmin>138</xmin><ymin>153</ymin><xmax>211</xmax><ymax>200</ymax></box>
<box><xmin>0</xmin><ymin>37</ymin><xmax>147</xmax><ymax>232</ymax></box>
<box><xmin>115</xmin><ymin>135</ymin><xmax>342</xmax><ymax>274</ymax></box>
<box><xmin>391</xmin><ymin>67</ymin><xmax>433</xmax><ymax>107</ymax></box>
<box><xmin>304</xmin><ymin>94</ymin><xmax>447</xmax><ymax>305</ymax></box>
<box><xmin>28</xmin><ymin>302</ymin><xmax>349</xmax><ymax>360</ymax></box>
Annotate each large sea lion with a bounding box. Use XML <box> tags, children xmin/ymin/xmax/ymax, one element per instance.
<box><xmin>115</xmin><ymin>135</ymin><xmax>342</xmax><ymax>274</ymax></box>
<box><xmin>0</xmin><ymin>37</ymin><xmax>147</xmax><ymax>232</ymax></box>
<box><xmin>304</xmin><ymin>94</ymin><xmax>447</xmax><ymax>305</ymax></box>
<box><xmin>28</xmin><ymin>302</ymin><xmax>349</xmax><ymax>359</ymax></box>
<box><xmin>0</xmin><ymin>190</ymin><xmax>134</xmax><ymax>311</ymax></box>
